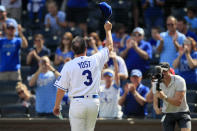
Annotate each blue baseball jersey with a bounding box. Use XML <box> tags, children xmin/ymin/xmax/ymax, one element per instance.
<box><xmin>0</xmin><ymin>37</ymin><xmax>22</xmax><ymax>72</ymax></box>
<box><xmin>124</xmin><ymin>39</ymin><xmax>152</xmax><ymax>73</ymax></box>
<box><xmin>122</xmin><ymin>84</ymin><xmax>149</xmax><ymax>117</ymax></box>
<box><xmin>177</xmin><ymin>51</ymin><xmax>197</xmax><ymax>84</ymax></box>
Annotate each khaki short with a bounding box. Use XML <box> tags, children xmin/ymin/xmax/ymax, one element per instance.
<box><xmin>0</xmin><ymin>70</ymin><xmax>22</xmax><ymax>81</ymax></box>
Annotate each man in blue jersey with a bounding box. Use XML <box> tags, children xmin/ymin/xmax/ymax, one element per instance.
<box><xmin>0</xmin><ymin>20</ymin><xmax>28</xmax><ymax>81</ymax></box>
<box><xmin>119</xmin><ymin>69</ymin><xmax>149</xmax><ymax>118</ymax></box>
<box><xmin>120</xmin><ymin>27</ymin><xmax>152</xmax><ymax>76</ymax></box>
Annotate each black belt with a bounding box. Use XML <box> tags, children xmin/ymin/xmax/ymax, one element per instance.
<box><xmin>73</xmin><ymin>94</ymin><xmax>99</xmax><ymax>99</ymax></box>
<box><xmin>164</xmin><ymin>111</ymin><xmax>190</xmax><ymax>115</ymax></box>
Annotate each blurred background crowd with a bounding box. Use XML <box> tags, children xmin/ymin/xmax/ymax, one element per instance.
<box><xmin>0</xmin><ymin>0</ymin><xmax>197</xmax><ymax>119</ymax></box>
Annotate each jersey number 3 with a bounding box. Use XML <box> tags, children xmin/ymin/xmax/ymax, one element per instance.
<box><xmin>82</xmin><ymin>70</ymin><xmax>93</xmax><ymax>86</ymax></box>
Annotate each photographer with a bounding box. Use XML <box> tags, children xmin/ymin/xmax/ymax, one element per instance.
<box><xmin>152</xmin><ymin>62</ymin><xmax>191</xmax><ymax>131</ymax></box>
<box><xmin>29</xmin><ymin>56</ymin><xmax>60</xmax><ymax>117</ymax></box>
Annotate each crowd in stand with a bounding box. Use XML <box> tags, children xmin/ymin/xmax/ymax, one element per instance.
<box><xmin>0</xmin><ymin>0</ymin><xmax>197</xmax><ymax>119</ymax></box>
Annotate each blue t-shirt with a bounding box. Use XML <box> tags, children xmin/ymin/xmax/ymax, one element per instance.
<box><xmin>124</xmin><ymin>39</ymin><xmax>152</xmax><ymax>73</ymax></box>
<box><xmin>184</xmin><ymin>16</ymin><xmax>197</xmax><ymax>29</ymax></box>
<box><xmin>35</xmin><ymin>71</ymin><xmax>57</xmax><ymax>113</ymax></box>
<box><xmin>55</xmin><ymin>48</ymin><xmax>74</xmax><ymax>71</ymax></box>
<box><xmin>0</xmin><ymin>37</ymin><xmax>22</xmax><ymax>72</ymax></box>
<box><xmin>67</xmin><ymin>0</ymin><xmax>88</xmax><ymax>8</ymax></box>
<box><xmin>122</xmin><ymin>84</ymin><xmax>149</xmax><ymax>117</ymax></box>
<box><xmin>157</xmin><ymin>31</ymin><xmax>186</xmax><ymax>67</ymax></box>
<box><xmin>186</xmin><ymin>30</ymin><xmax>197</xmax><ymax>42</ymax></box>
<box><xmin>142</xmin><ymin>0</ymin><xmax>165</xmax><ymax>17</ymax></box>
<box><xmin>177</xmin><ymin>51</ymin><xmax>197</xmax><ymax>84</ymax></box>
<box><xmin>44</xmin><ymin>11</ymin><xmax>66</xmax><ymax>32</ymax></box>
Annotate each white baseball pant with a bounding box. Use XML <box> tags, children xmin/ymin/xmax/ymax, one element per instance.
<box><xmin>69</xmin><ymin>97</ymin><xmax>99</xmax><ymax>131</ymax></box>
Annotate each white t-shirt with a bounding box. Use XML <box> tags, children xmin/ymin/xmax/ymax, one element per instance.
<box><xmin>99</xmin><ymin>83</ymin><xmax>123</xmax><ymax>118</ymax></box>
<box><xmin>108</xmin><ymin>56</ymin><xmax>128</xmax><ymax>78</ymax></box>
<box><xmin>54</xmin><ymin>47</ymin><xmax>109</xmax><ymax>97</ymax></box>
<box><xmin>152</xmin><ymin>75</ymin><xmax>189</xmax><ymax>113</ymax></box>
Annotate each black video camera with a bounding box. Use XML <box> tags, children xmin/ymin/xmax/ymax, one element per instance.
<box><xmin>152</xmin><ymin>66</ymin><xmax>163</xmax><ymax>81</ymax></box>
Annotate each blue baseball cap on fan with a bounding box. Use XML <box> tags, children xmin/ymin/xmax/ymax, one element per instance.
<box><xmin>103</xmin><ymin>69</ymin><xmax>114</xmax><ymax>77</ymax></box>
<box><xmin>98</xmin><ymin>2</ymin><xmax>112</xmax><ymax>21</ymax></box>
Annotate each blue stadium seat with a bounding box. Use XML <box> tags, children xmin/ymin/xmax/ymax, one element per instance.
<box><xmin>21</xmin><ymin>66</ymin><xmax>31</xmax><ymax>82</ymax></box>
<box><xmin>0</xmin><ymin>104</ymin><xmax>29</xmax><ymax>118</ymax></box>
<box><xmin>188</xmin><ymin>103</ymin><xmax>197</xmax><ymax>113</ymax></box>
<box><xmin>61</xmin><ymin>105</ymin><xmax>69</xmax><ymax>118</ymax></box>
<box><xmin>0</xmin><ymin>81</ymin><xmax>18</xmax><ymax>93</ymax></box>
<box><xmin>187</xmin><ymin>83</ymin><xmax>197</xmax><ymax>90</ymax></box>
<box><xmin>186</xmin><ymin>90</ymin><xmax>197</xmax><ymax>103</ymax></box>
<box><xmin>0</xmin><ymin>93</ymin><xmax>19</xmax><ymax>106</ymax></box>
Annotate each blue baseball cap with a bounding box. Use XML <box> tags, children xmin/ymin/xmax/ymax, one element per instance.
<box><xmin>103</xmin><ymin>69</ymin><xmax>114</xmax><ymax>77</ymax></box>
<box><xmin>6</xmin><ymin>19</ymin><xmax>17</xmax><ymax>29</ymax></box>
<box><xmin>130</xmin><ymin>69</ymin><xmax>142</xmax><ymax>77</ymax></box>
<box><xmin>98</xmin><ymin>2</ymin><xmax>112</xmax><ymax>21</ymax></box>
<box><xmin>0</xmin><ymin>5</ymin><xmax>6</xmax><ymax>12</ymax></box>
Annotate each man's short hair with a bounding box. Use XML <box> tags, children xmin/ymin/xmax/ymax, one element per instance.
<box><xmin>71</xmin><ymin>36</ymin><xmax>87</xmax><ymax>55</ymax></box>
<box><xmin>177</xmin><ymin>17</ymin><xmax>187</xmax><ymax>25</ymax></box>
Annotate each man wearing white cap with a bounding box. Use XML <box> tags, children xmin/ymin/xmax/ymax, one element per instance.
<box><xmin>119</xmin><ymin>69</ymin><xmax>150</xmax><ymax>118</ymax></box>
<box><xmin>120</xmin><ymin>27</ymin><xmax>152</xmax><ymax>76</ymax></box>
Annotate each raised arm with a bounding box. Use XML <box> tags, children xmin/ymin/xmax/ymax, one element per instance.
<box><xmin>18</xmin><ymin>25</ymin><xmax>28</xmax><ymax>48</ymax></box>
<box><xmin>112</xmin><ymin>54</ymin><xmax>120</xmax><ymax>86</ymax></box>
<box><xmin>104</xmin><ymin>21</ymin><xmax>113</xmax><ymax>52</ymax></box>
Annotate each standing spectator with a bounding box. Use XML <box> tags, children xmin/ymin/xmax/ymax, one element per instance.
<box><xmin>119</xmin><ymin>69</ymin><xmax>149</xmax><ymax>118</ymax></box>
<box><xmin>142</xmin><ymin>0</ymin><xmax>165</xmax><ymax>34</ymax></box>
<box><xmin>153</xmin><ymin>62</ymin><xmax>191</xmax><ymax>131</ymax></box>
<box><xmin>65</xmin><ymin>0</ymin><xmax>88</xmax><ymax>36</ymax></box>
<box><xmin>1</xmin><ymin>0</ymin><xmax>22</xmax><ymax>23</ymax></box>
<box><xmin>29</xmin><ymin>56</ymin><xmax>60</xmax><ymax>117</ymax></box>
<box><xmin>99</xmin><ymin>63</ymin><xmax>123</xmax><ymax>118</ymax></box>
<box><xmin>44</xmin><ymin>1</ymin><xmax>66</xmax><ymax>35</ymax></box>
<box><xmin>16</xmin><ymin>82</ymin><xmax>35</xmax><ymax>107</ymax></box>
<box><xmin>26</xmin><ymin>34</ymin><xmax>51</xmax><ymax>75</ymax></box>
<box><xmin>0</xmin><ymin>5</ymin><xmax>18</xmax><ymax>36</ymax></box>
<box><xmin>177</xmin><ymin>17</ymin><xmax>197</xmax><ymax>42</ymax></box>
<box><xmin>184</xmin><ymin>7</ymin><xmax>197</xmax><ymax>30</ymax></box>
<box><xmin>120</xmin><ymin>27</ymin><xmax>152</xmax><ymax>76</ymax></box>
<box><xmin>173</xmin><ymin>38</ymin><xmax>197</xmax><ymax>89</ymax></box>
<box><xmin>156</xmin><ymin>16</ymin><xmax>186</xmax><ymax>67</ymax></box>
<box><xmin>27</xmin><ymin>0</ymin><xmax>46</xmax><ymax>23</ymax></box>
<box><xmin>54</xmin><ymin>32</ymin><xmax>74</xmax><ymax>72</ymax></box>
<box><xmin>0</xmin><ymin>21</ymin><xmax>28</xmax><ymax>81</ymax></box>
